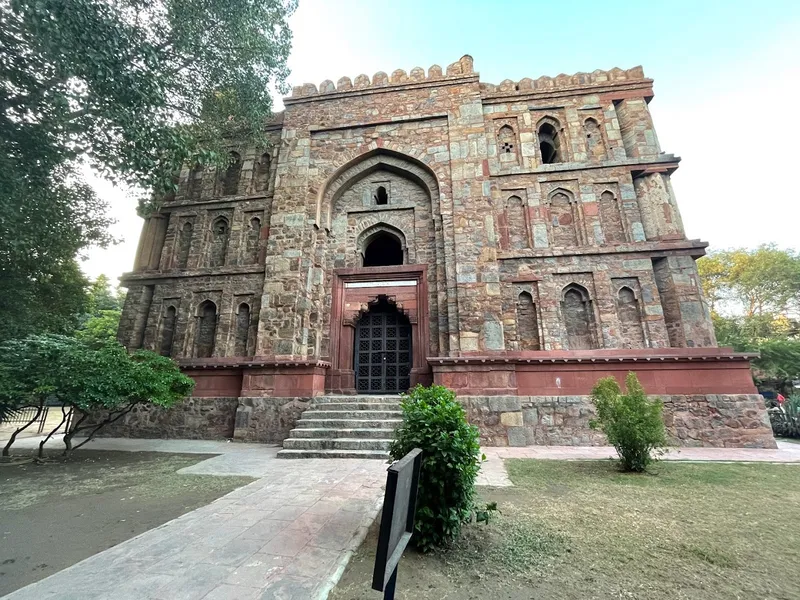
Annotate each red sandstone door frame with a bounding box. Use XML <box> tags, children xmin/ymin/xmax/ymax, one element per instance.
<box><xmin>327</xmin><ymin>265</ymin><xmax>430</xmax><ymax>394</ymax></box>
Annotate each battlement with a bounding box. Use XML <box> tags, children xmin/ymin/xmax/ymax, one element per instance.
<box><xmin>288</xmin><ymin>56</ymin><xmax>649</xmax><ymax>101</ymax></box>
<box><xmin>289</xmin><ymin>55</ymin><xmax>476</xmax><ymax>98</ymax></box>
<box><xmin>480</xmin><ymin>66</ymin><xmax>648</xmax><ymax>96</ymax></box>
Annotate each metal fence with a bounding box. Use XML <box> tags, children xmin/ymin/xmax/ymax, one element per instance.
<box><xmin>3</xmin><ymin>406</ymin><xmax>73</xmax><ymax>435</ymax></box>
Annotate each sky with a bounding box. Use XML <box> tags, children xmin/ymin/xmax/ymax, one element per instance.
<box><xmin>81</xmin><ymin>0</ymin><xmax>800</xmax><ymax>284</ymax></box>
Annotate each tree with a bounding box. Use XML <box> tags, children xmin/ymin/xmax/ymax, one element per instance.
<box><xmin>1</xmin><ymin>0</ymin><xmax>295</xmax><ymax>338</ymax></box>
<box><xmin>697</xmin><ymin>246</ymin><xmax>800</xmax><ymax>318</ymax></box>
<box><xmin>0</xmin><ymin>173</ymin><xmax>115</xmax><ymax>339</ymax></box>
<box><xmin>86</xmin><ymin>274</ymin><xmax>125</xmax><ymax>314</ymax></box>
<box><xmin>0</xmin><ymin>335</ymin><xmax>194</xmax><ymax>457</ymax></box>
<box><xmin>2</xmin><ymin>0</ymin><xmax>296</xmax><ymax>210</ymax></box>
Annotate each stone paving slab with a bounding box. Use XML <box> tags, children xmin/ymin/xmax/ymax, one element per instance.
<box><xmin>2</xmin><ymin>443</ymin><xmax>387</xmax><ymax>600</ymax></box>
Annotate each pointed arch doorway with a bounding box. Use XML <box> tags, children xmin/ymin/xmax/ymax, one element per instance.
<box><xmin>354</xmin><ymin>297</ymin><xmax>412</xmax><ymax>394</ymax></box>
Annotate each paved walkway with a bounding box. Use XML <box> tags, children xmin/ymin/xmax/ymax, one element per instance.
<box><xmin>5</xmin><ymin>437</ymin><xmax>800</xmax><ymax>599</ymax></box>
<box><xmin>4</xmin><ymin>437</ymin><xmax>387</xmax><ymax>600</ymax></box>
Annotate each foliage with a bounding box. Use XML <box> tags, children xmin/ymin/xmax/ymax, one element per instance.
<box><xmin>0</xmin><ymin>335</ymin><xmax>194</xmax><ymax>457</ymax></box>
<box><xmin>75</xmin><ymin>310</ymin><xmax>122</xmax><ymax>348</ymax></box>
<box><xmin>76</xmin><ymin>275</ymin><xmax>126</xmax><ymax>347</ymax></box>
<box><xmin>697</xmin><ymin>245</ymin><xmax>800</xmax><ymax>317</ymax></box>
<box><xmin>1</xmin><ymin>0</ymin><xmax>296</xmax><ymax>211</ymax></box>
<box><xmin>1</xmin><ymin>0</ymin><xmax>294</xmax><ymax>339</ymax></box>
<box><xmin>589</xmin><ymin>373</ymin><xmax>667</xmax><ymax>472</ymax></box>
<box><xmin>0</xmin><ymin>176</ymin><xmax>114</xmax><ymax>339</ymax></box>
<box><xmin>86</xmin><ymin>275</ymin><xmax>125</xmax><ymax>314</ymax></box>
<box><xmin>389</xmin><ymin>385</ymin><xmax>483</xmax><ymax>552</ymax></box>
<box><xmin>768</xmin><ymin>394</ymin><xmax>800</xmax><ymax>439</ymax></box>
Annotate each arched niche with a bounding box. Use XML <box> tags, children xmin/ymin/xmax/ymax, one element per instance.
<box><xmin>316</xmin><ymin>149</ymin><xmax>441</xmax><ymax>229</ymax></box>
<box><xmin>358</xmin><ymin>224</ymin><xmax>407</xmax><ymax>267</ymax></box>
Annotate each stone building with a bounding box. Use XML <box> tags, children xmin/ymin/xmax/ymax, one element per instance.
<box><xmin>117</xmin><ymin>56</ymin><xmax>775</xmax><ymax>451</ymax></box>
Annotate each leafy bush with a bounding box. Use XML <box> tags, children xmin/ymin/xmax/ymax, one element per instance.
<box><xmin>769</xmin><ymin>394</ymin><xmax>800</xmax><ymax>438</ymax></box>
<box><xmin>589</xmin><ymin>372</ymin><xmax>667</xmax><ymax>472</ymax></box>
<box><xmin>389</xmin><ymin>384</ymin><xmax>483</xmax><ymax>552</ymax></box>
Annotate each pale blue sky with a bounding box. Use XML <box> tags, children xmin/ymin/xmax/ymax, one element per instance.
<box><xmin>85</xmin><ymin>0</ymin><xmax>800</xmax><ymax>281</ymax></box>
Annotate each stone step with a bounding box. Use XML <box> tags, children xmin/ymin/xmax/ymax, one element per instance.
<box><xmin>297</xmin><ymin>418</ymin><xmax>402</xmax><ymax>429</ymax></box>
<box><xmin>300</xmin><ymin>410</ymin><xmax>402</xmax><ymax>420</ymax></box>
<box><xmin>282</xmin><ymin>438</ymin><xmax>393</xmax><ymax>451</ymax></box>
<box><xmin>276</xmin><ymin>448</ymin><xmax>389</xmax><ymax>460</ymax></box>
<box><xmin>310</xmin><ymin>395</ymin><xmax>403</xmax><ymax>404</ymax></box>
<box><xmin>289</xmin><ymin>428</ymin><xmax>397</xmax><ymax>439</ymax></box>
<box><xmin>308</xmin><ymin>402</ymin><xmax>401</xmax><ymax>411</ymax></box>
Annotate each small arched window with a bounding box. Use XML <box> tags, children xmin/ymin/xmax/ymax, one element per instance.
<box><xmin>617</xmin><ymin>286</ymin><xmax>646</xmax><ymax>348</ymax></box>
<box><xmin>561</xmin><ymin>284</ymin><xmax>597</xmax><ymax>349</ymax></box>
<box><xmin>538</xmin><ymin>121</ymin><xmax>562</xmax><ymax>164</ymax></box>
<box><xmin>159</xmin><ymin>306</ymin><xmax>177</xmax><ymax>357</ymax></box>
<box><xmin>247</xmin><ymin>216</ymin><xmax>261</xmax><ymax>264</ymax></box>
<box><xmin>209</xmin><ymin>217</ymin><xmax>229</xmax><ymax>267</ymax></box>
<box><xmin>177</xmin><ymin>221</ymin><xmax>193</xmax><ymax>269</ymax></box>
<box><xmin>498</xmin><ymin>125</ymin><xmax>515</xmax><ymax>154</ymax></box>
<box><xmin>186</xmin><ymin>164</ymin><xmax>203</xmax><ymax>200</ymax></box>
<box><xmin>222</xmin><ymin>151</ymin><xmax>241</xmax><ymax>196</ymax></box>
<box><xmin>255</xmin><ymin>152</ymin><xmax>271</xmax><ymax>193</ymax></box>
<box><xmin>584</xmin><ymin>118</ymin><xmax>606</xmax><ymax>159</ymax></box>
<box><xmin>194</xmin><ymin>300</ymin><xmax>217</xmax><ymax>358</ymax></box>
<box><xmin>235</xmin><ymin>303</ymin><xmax>251</xmax><ymax>356</ymax></box>
<box><xmin>375</xmin><ymin>186</ymin><xmax>388</xmax><ymax>205</ymax></box>
<box><xmin>516</xmin><ymin>291</ymin><xmax>541</xmax><ymax>350</ymax></box>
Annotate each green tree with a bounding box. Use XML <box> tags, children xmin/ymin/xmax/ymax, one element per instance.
<box><xmin>86</xmin><ymin>275</ymin><xmax>125</xmax><ymax>314</ymax></box>
<box><xmin>0</xmin><ymin>335</ymin><xmax>194</xmax><ymax>457</ymax></box>
<box><xmin>2</xmin><ymin>0</ymin><xmax>296</xmax><ymax>209</ymax></box>
<box><xmin>697</xmin><ymin>246</ymin><xmax>800</xmax><ymax>317</ymax></box>
<box><xmin>1</xmin><ymin>0</ymin><xmax>295</xmax><ymax>338</ymax></box>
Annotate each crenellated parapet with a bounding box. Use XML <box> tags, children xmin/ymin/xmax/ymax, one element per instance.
<box><xmin>289</xmin><ymin>55</ymin><xmax>475</xmax><ymax>98</ymax></box>
<box><xmin>480</xmin><ymin>66</ymin><xmax>649</xmax><ymax>96</ymax></box>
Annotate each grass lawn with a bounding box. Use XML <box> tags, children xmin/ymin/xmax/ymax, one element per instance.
<box><xmin>0</xmin><ymin>450</ymin><xmax>254</xmax><ymax>596</ymax></box>
<box><xmin>332</xmin><ymin>460</ymin><xmax>800</xmax><ymax>600</ymax></box>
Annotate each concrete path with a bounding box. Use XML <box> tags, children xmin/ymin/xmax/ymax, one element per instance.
<box><xmin>4</xmin><ymin>437</ymin><xmax>387</xmax><ymax>600</ymax></box>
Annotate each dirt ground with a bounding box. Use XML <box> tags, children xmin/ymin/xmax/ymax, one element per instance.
<box><xmin>332</xmin><ymin>460</ymin><xmax>800</xmax><ymax>600</ymax></box>
<box><xmin>0</xmin><ymin>450</ymin><xmax>253</xmax><ymax>596</ymax></box>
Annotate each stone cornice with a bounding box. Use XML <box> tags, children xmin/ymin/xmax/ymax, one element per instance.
<box><xmin>497</xmin><ymin>239</ymin><xmax>708</xmax><ymax>261</ymax></box>
<box><xmin>179</xmin><ymin>358</ymin><xmax>331</xmax><ymax>370</ymax></box>
<box><xmin>120</xmin><ymin>266</ymin><xmax>265</xmax><ymax>284</ymax></box>
<box><xmin>428</xmin><ymin>348</ymin><xmax>757</xmax><ymax>366</ymax></box>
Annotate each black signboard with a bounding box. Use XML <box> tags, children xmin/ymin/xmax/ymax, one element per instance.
<box><xmin>371</xmin><ymin>448</ymin><xmax>423</xmax><ymax>599</ymax></box>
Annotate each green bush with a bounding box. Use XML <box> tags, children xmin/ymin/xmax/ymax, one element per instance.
<box><xmin>769</xmin><ymin>394</ymin><xmax>800</xmax><ymax>438</ymax></box>
<box><xmin>589</xmin><ymin>372</ymin><xmax>667</xmax><ymax>472</ymax></box>
<box><xmin>389</xmin><ymin>384</ymin><xmax>483</xmax><ymax>552</ymax></box>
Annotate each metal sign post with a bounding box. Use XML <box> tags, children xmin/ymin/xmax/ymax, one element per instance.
<box><xmin>371</xmin><ymin>448</ymin><xmax>423</xmax><ymax>600</ymax></box>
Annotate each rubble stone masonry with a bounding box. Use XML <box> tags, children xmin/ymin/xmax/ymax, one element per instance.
<box><xmin>114</xmin><ymin>56</ymin><xmax>774</xmax><ymax>448</ymax></box>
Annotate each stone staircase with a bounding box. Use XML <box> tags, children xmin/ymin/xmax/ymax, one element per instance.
<box><xmin>276</xmin><ymin>395</ymin><xmax>402</xmax><ymax>459</ymax></box>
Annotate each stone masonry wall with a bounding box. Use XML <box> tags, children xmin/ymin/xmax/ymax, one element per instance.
<box><xmin>463</xmin><ymin>394</ymin><xmax>777</xmax><ymax>449</ymax></box>
<box><xmin>233</xmin><ymin>397</ymin><xmax>312</xmax><ymax>443</ymax></box>
<box><xmin>93</xmin><ymin>397</ymin><xmax>239</xmax><ymax>440</ymax></box>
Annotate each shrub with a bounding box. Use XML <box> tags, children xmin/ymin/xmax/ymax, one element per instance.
<box><xmin>769</xmin><ymin>394</ymin><xmax>800</xmax><ymax>438</ymax></box>
<box><xmin>389</xmin><ymin>384</ymin><xmax>483</xmax><ymax>552</ymax></box>
<box><xmin>589</xmin><ymin>372</ymin><xmax>667</xmax><ymax>472</ymax></box>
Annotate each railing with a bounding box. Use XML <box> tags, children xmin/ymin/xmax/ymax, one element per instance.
<box><xmin>3</xmin><ymin>406</ymin><xmax>73</xmax><ymax>435</ymax></box>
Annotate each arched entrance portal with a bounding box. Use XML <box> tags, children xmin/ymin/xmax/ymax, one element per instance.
<box><xmin>354</xmin><ymin>298</ymin><xmax>412</xmax><ymax>393</ymax></box>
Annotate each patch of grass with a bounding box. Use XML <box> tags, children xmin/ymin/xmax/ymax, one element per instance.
<box><xmin>332</xmin><ymin>460</ymin><xmax>800</xmax><ymax>600</ymax></box>
<box><xmin>443</xmin><ymin>512</ymin><xmax>567</xmax><ymax>578</ymax></box>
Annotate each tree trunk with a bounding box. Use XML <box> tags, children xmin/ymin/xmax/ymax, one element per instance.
<box><xmin>2</xmin><ymin>402</ymin><xmax>43</xmax><ymax>456</ymax></box>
